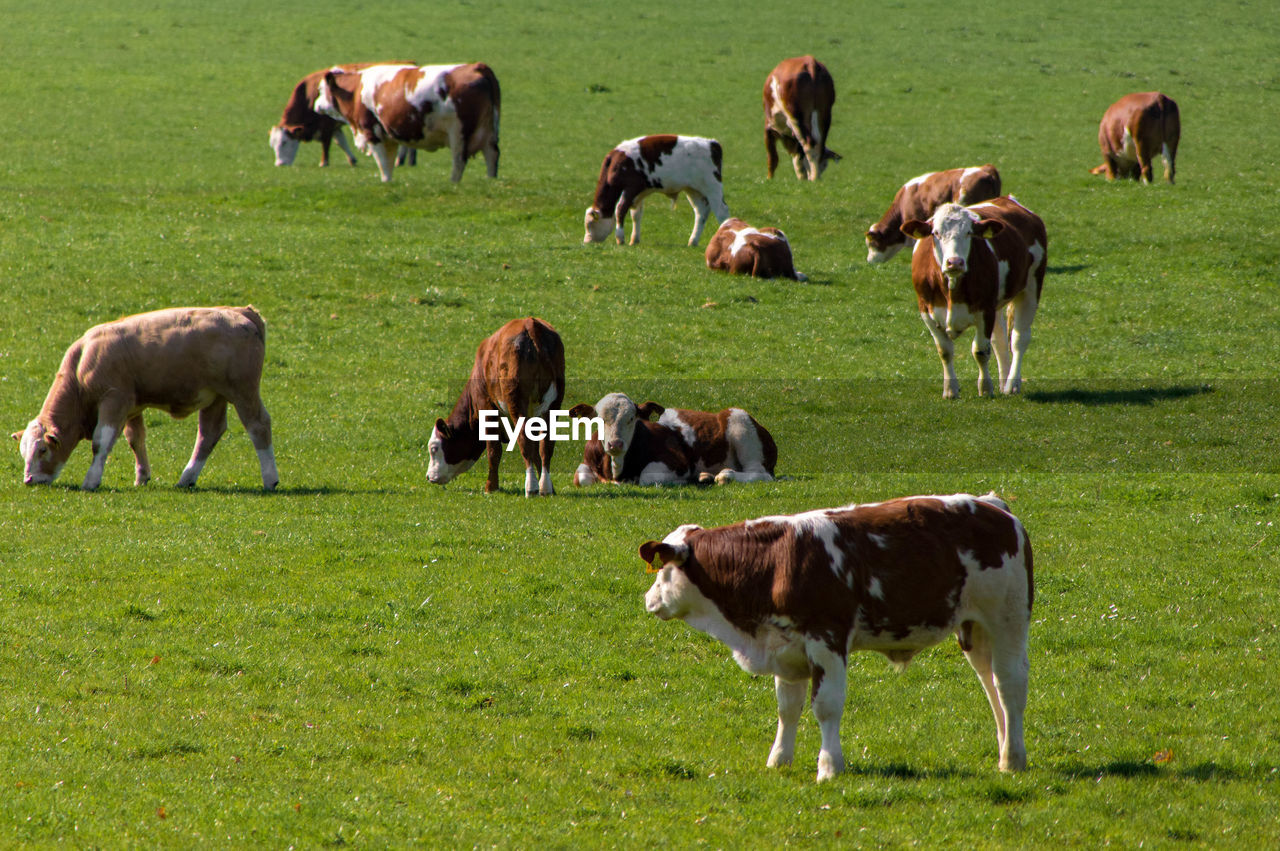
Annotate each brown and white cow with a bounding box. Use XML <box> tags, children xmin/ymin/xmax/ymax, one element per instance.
<box><xmin>901</xmin><ymin>196</ymin><xmax>1048</xmax><ymax>398</ymax></box>
<box><xmin>865</xmin><ymin>165</ymin><xmax>1002</xmax><ymax>263</ymax></box>
<box><xmin>568</xmin><ymin>393</ymin><xmax>775</xmax><ymax>486</ymax></box>
<box><xmin>13</xmin><ymin>307</ymin><xmax>278</xmax><ymax>491</ymax></box>
<box><xmin>427</xmin><ymin>317</ymin><xmax>565</xmax><ymax>497</ymax></box>
<box><xmin>705</xmin><ymin>217</ymin><xmax>807</xmax><ymax>281</ymax></box>
<box><xmin>314</xmin><ymin>62</ymin><xmax>500</xmax><ymax>183</ymax></box>
<box><xmin>583</xmin><ymin>135</ymin><xmax>730</xmax><ymax>247</ymax></box>
<box><xmin>642</xmin><ymin>492</ymin><xmax>1033</xmax><ymax>781</ymax></box>
<box><xmin>1091</xmin><ymin>92</ymin><xmax>1180</xmax><ymax>184</ymax></box>
<box><xmin>763</xmin><ymin>56</ymin><xmax>840</xmax><ymax>181</ymax></box>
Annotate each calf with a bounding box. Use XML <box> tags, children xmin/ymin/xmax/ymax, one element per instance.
<box><xmin>315</xmin><ymin>62</ymin><xmax>500</xmax><ymax>183</ymax></box>
<box><xmin>642</xmin><ymin>492</ymin><xmax>1033</xmax><ymax>781</ymax></box>
<box><xmin>568</xmin><ymin>393</ymin><xmax>775</xmax><ymax>486</ymax></box>
<box><xmin>865</xmin><ymin>165</ymin><xmax>1002</xmax><ymax>263</ymax></box>
<box><xmin>1092</xmin><ymin>92</ymin><xmax>1180</xmax><ymax>184</ymax></box>
<box><xmin>901</xmin><ymin>196</ymin><xmax>1047</xmax><ymax>398</ymax></box>
<box><xmin>427</xmin><ymin>318</ymin><xmax>565</xmax><ymax>497</ymax></box>
<box><xmin>13</xmin><ymin>307</ymin><xmax>278</xmax><ymax>491</ymax></box>
<box><xmin>763</xmin><ymin>56</ymin><xmax>840</xmax><ymax>181</ymax></box>
<box><xmin>705</xmin><ymin>217</ymin><xmax>807</xmax><ymax>281</ymax></box>
<box><xmin>583</xmin><ymin>135</ymin><xmax>730</xmax><ymax>247</ymax></box>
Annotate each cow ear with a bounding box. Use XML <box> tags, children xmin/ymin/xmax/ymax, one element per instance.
<box><xmin>636</xmin><ymin>402</ymin><xmax>665</xmax><ymax>420</ymax></box>
<box><xmin>10</xmin><ymin>431</ymin><xmax>21</xmax><ymax>442</ymax></box>
<box><xmin>568</xmin><ymin>403</ymin><xmax>596</xmax><ymax>419</ymax></box>
<box><xmin>976</xmin><ymin>219</ymin><xmax>1005</xmax><ymax>239</ymax></box>
<box><xmin>44</xmin><ymin>431</ymin><xmax>60</xmax><ymax>450</ymax></box>
<box><xmin>639</xmin><ymin>541</ymin><xmax>685</xmax><ymax>572</ymax></box>
<box><xmin>587</xmin><ymin>209</ymin><xmax>601</xmax><ymax>222</ymax></box>
<box><xmin>901</xmin><ymin>220</ymin><xmax>932</xmax><ymax>240</ymax></box>
<box><xmin>434</xmin><ymin>418</ymin><xmax>451</xmax><ymax>440</ymax></box>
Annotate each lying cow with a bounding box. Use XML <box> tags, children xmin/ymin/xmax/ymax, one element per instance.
<box><xmin>583</xmin><ymin>135</ymin><xmax>730</xmax><ymax>247</ymax></box>
<box><xmin>427</xmin><ymin>317</ymin><xmax>565</xmax><ymax>497</ymax></box>
<box><xmin>642</xmin><ymin>492</ymin><xmax>1033</xmax><ymax>781</ymax></box>
<box><xmin>865</xmin><ymin>165</ymin><xmax>1002</xmax><ymax>263</ymax></box>
<box><xmin>568</xmin><ymin>393</ymin><xmax>775</xmax><ymax>486</ymax></box>
<box><xmin>901</xmin><ymin>196</ymin><xmax>1048</xmax><ymax>398</ymax></box>
<box><xmin>763</xmin><ymin>55</ymin><xmax>840</xmax><ymax>181</ymax></box>
<box><xmin>14</xmin><ymin>307</ymin><xmax>278</xmax><ymax>491</ymax></box>
<box><xmin>705</xmin><ymin>217</ymin><xmax>807</xmax><ymax>281</ymax></box>
<box><xmin>314</xmin><ymin>62</ymin><xmax>500</xmax><ymax>183</ymax></box>
<box><xmin>1091</xmin><ymin>91</ymin><xmax>1180</xmax><ymax>184</ymax></box>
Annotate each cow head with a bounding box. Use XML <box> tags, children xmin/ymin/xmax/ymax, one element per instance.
<box><xmin>640</xmin><ymin>527</ymin><xmax>701</xmax><ymax>620</ymax></box>
<box><xmin>583</xmin><ymin>207</ymin><xmax>619</xmax><ymax>244</ymax></box>
<box><xmin>864</xmin><ymin>227</ymin><xmax>906</xmax><ymax>264</ymax></box>
<box><xmin>901</xmin><ymin>203</ymin><xmax>1004</xmax><ymax>287</ymax></box>
<box><xmin>14</xmin><ymin>419</ymin><xmax>71</xmax><ymax>486</ymax></box>
<box><xmin>569</xmin><ymin>393</ymin><xmax>664</xmax><ymax>460</ymax></box>
<box><xmin>269</xmin><ymin>125</ymin><xmax>303</xmax><ymax>166</ymax></box>
<box><xmin>426</xmin><ymin>418</ymin><xmax>480</xmax><ymax>486</ymax></box>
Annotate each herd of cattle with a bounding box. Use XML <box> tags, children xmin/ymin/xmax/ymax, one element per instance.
<box><xmin>12</xmin><ymin>56</ymin><xmax>1182</xmax><ymax>782</ymax></box>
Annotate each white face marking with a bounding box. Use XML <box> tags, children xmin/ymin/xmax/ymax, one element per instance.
<box><xmin>866</xmin><ymin>240</ymin><xmax>905</xmax><ymax>264</ymax></box>
<box><xmin>928</xmin><ymin>203</ymin><xmax>980</xmax><ymax>280</ymax></box>
<box><xmin>592</xmin><ymin>392</ymin><xmax>638</xmax><ymax>457</ymax></box>
<box><xmin>583</xmin><ymin>207</ymin><xmax>614</xmax><ymax>243</ymax></box>
<box><xmin>17</xmin><ymin>419</ymin><xmax>64</xmax><ymax>485</ymax></box>
<box><xmin>426</xmin><ymin>425</ymin><xmax>477</xmax><ymax>485</ymax></box>
<box><xmin>269</xmin><ymin>126</ymin><xmax>300</xmax><ymax>166</ymax></box>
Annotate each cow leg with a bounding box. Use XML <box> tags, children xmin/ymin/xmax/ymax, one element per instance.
<box><xmin>515</xmin><ymin>432</ymin><xmax>542</xmax><ymax>498</ymax></box>
<box><xmin>1134</xmin><ymin>136</ymin><xmax>1154</xmax><ymax>184</ymax></box>
<box><xmin>627</xmin><ymin>200</ymin><xmax>645</xmax><ymax>246</ymax></box>
<box><xmin>484</xmin><ymin>440</ymin><xmax>502</xmax><ymax>493</ymax></box>
<box><xmin>989</xmin><ymin>626</ymin><xmax>1030</xmax><ymax>772</ymax></box>
<box><xmin>1003</xmin><ymin>291</ymin><xmax>1039</xmax><ymax>395</ymax></box>
<box><xmin>449</xmin><ymin>125</ymin><xmax>466</xmax><ymax>183</ymax></box>
<box><xmin>318</xmin><ymin>129</ymin><xmax>332</xmax><ymax>167</ymax></box>
<box><xmin>334</xmin><ymin>129</ymin><xmax>359</xmax><ymax>166</ymax></box>
<box><xmin>972</xmin><ymin>323</ymin><xmax>995</xmax><ymax>398</ymax></box>
<box><xmin>686</xmin><ymin>192</ymin><xmax>712</xmax><ymax>247</ymax></box>
<box><xmin>806</xmin><ymin>640</ymin><xmax>848</xmax><ymax>781</ymax></box>
<box><xmin>991</xmin><ymin>307</ymin><xmax>1013</xmax><ymax>388</ymax></box>
<box><xmin>124</xmin><ymin>415</ymin><xmax>151</xmax><ymax>486</ymax></box>
<box><xmin>960</xmin><ymin>621</ymin><xmax>1008</xmax><ymax>763</ymax></box>
<box><xmin>230</xmin><ymin>396</ymin><xmax>278</xmax><ymax>490</ymax></box>
<box><xmin>178</xmin><ymin>400</ymin><xmax>228</xmax><ymax>488</ymax></box>
<box><xmin>767</xmin><ymin>676</ymin><xmax>807</xmax><ymax>768</ymax></box>
<box><xmin>367</xmin><ymin>141</ymin><xmax>395</xmax><ymax>182</ymax></box>
<box><xmin>1162</xmin><ymin>141</ymin><xmax>1176</xmax><ymax>184</ymax></box>
<box><xmin>537</xmin><ymin>436</ymin><xmax>555</xmax><ymax>496</ymax></box>
<box><xmin>765</xmin><ymin>129</ymin><xmax>780</xmax><ymax>179</ymax></box>
<box><xmin>921</xmin><ymin>309</ymin><xmax>960</xmax><ymax>399</ymax></box>
<box><xmin>483</xmin><ymin>134</ymin><xmax>499</xmax><ymax>178</ymax></box>
<box><xmin>82</xmin><ymin>396</ymin><xmax>134</xmax><ymax>490</ymax></box>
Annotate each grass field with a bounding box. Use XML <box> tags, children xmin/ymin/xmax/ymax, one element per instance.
<box><xmin>2</xmin><ymin>0</ymin><xmax>1278</xmax><ymax>845</ymax></box>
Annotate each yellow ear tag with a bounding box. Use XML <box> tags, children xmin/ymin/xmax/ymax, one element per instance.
<box><xmin>646</xmin><ymin>556</ymin><xmax>663</xmax><ymax>574</ymax></box>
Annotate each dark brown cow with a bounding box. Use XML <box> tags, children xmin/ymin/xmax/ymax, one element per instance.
<box><xmin>763</xmin><ymin>56</ymin><xmax>840</xmax><ymax>181</ymax></box>
<box><xmin>427</xmin><ymin>318</ymin><xmax>565</xmax><ymax>497</ymax></box>
<box><xmin>865</xmin><ymin>165</ymin><xmax>1002</xmax><ymax>263</ymax></box>
<box><xmin>14</xmin><ymin>307</ymin><xmax>278</xmax><ymax>491</ymax></box>
<box><xmin>901</xmin><ymin>196</ymin><xmax>1048</xmax><ymax>398</ymax></box>
<box><xmin>314</xmin><ymin>62</ymin><xmax>500</xmax><ymax>183</ymax></box>
<box><xmin>1091</xmin><ymin>92</ymin><xmax>1180</xmax><ymax>184</ymax></box>
<box><xmin>705</xmin><ymin>217</ymin><xmax>806</xmax><ymax>281</ymax></box>
<box><xmin>642</xmin><ymin>493</ymin><xmax>1033</xmax><ymax>781</ymax></box>
<box><xmin>568</xmin><ymin>392</ymin><xmax>775</xmax><ymax>486</ymax></box>
<box><xmin>584</xmin><ymin>135</ymin><xmax>730</xmax><ymax>247</ymax></box>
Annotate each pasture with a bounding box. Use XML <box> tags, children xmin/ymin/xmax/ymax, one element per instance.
<box><xmin>2</xmin><ymin>0</ymin><xmax>1277</xmax><ymax>845</ymax></box>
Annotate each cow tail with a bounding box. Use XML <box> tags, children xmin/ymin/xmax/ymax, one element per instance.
<box><xmin>240</xmin><ymin>305</ymin><xmax>267</xmax><ymax>342</ymax></box>
<box><xmin>478</xmin><ymin>63</ymin><xmax>501</xmax><ymax>144</ymax></box>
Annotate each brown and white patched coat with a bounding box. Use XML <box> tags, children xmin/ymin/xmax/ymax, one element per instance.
<box><xmin>763</xmin><ymin>56</ymin><xmax>840</xmax><ymax>181</ymax></box>
<box><xmin>865</xmin><ymin>165</ymin><xmax>1002</xmax><ymax>263</ymax></box>
<box><xmin>705</xmin><ymin>217</ymin><xmax>806</xmax><ymax>281</ymax></box>
<box><xmin>583</xmin><ymin>135</ymin><xmax>730</xmax><ymax>247</ymax></box>
<box><xmin>642</xmin><ymin>493</ymin><xmax>1033</xmax><ymax>781</ymax></box>
<box><xmin>1091</xmin><ymin>91</ymin><xmax>1180</xmax><ymax>184</ymax></box>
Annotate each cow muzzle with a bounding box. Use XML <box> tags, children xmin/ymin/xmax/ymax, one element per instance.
<box><xmin>606</xmin><ymin>440</ymin><xmax>625</xmax><ymax>455</ymax></box>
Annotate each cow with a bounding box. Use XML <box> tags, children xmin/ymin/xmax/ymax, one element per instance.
<box><xmin>900</xmin><ymin>196</ymin><xmax>1048</xmax><ymax>399</ymax></box>
<box><xmin>314</xmin><ymin>62</ymin><xmax>500</xmax><ymax>183</ymax></box>
<box><xmin>13</xmin><ymin>307</ymin><xmax>278</xmax><ymax>491</ymax></box>
<box><xmin>567</xmin><ymin>393</ymin><xmax>775</xmax><ymax>486</ymax></box>
<box><xmin>865</xmin><ymin>165</ymin><xmax>1002</xmax><ymax>264</ymax></box>
<box><xmin>269</xmin><ymin>63</ymin><xmax>421</xmax><ymax>168</ymax></box>
<box><xmin>583</xmin><ymin>135</ymin><xmax>730</xmax><ymax>247</ymax></box>
<box><xmin>641</xmin><ymin>492</ymin><xmax>1033</xmax><ymax>782</ymax></box>
<box><xmin>763</xmin><ymin>56</ymin><xmax>840</xmax><ymax>181</ymax></box>
<box><xmin>1091</xmin><ymin>92</ymin><xmax>1180</xmax><ymax>184</ymax></box>
<box><xmin>705</xmin><ymin>217</ymin><xmax>807</xmax><ymax>281</ymax></box>
<box><xmin>427</xmin><ymin>318</ymin><xmax>565</xmax><ymax>497</ymax></box>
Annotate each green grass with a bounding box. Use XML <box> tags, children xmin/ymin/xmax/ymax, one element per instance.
<box><xmin>2</xmin><ymin>0</ymin><xmax>1278</xmax><ymax>845</ymax></box>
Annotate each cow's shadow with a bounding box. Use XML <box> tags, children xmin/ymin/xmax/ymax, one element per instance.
<box><xmin>1024</xmin><ymin>384</ymin><xmax>1211</xmax><ymax>407</ymax></box>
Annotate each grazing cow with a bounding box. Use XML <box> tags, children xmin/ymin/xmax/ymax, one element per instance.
<box><xmin>642</xmin><ymin>492</ymin><xmax>1033</xmax><ymax>781</ymax></box>
<box><xmin>427</xmin><ymin>318</ymin><xmax>565</xmax><ymax>497</ymax></box>
<box><xmin>13</xmin><ymin>307</ymin><xmax>278</xmax><ymax>491</ymax></box>
<box><xmin>865</xmin><ymin>165</ymin><xmax>1002</xmax><ymax>263</ymax></box>
<box><xmin>705</xmin><ymin>217</ymin><xmax>807</xmax><ymax>281</ymax></box>
<box><xmin>901</xmin><ymin>196</ymin><xmax>1048</xmax><ymax>398</ymax></box>
<box><xmin>763</xmin><ymin>56</ymin><xmax>840</xmax><ymax>181</ymax></box>
<box><xmin>1092</xmin><ymin>92</ymin><xmax>1180</xmax><ymax>184</ymax></box>
<box><xmin>314</xmin><ymin>62</ymin><xmax>500</xmax><ymax>183</ymax></box>
<box><xmin>568</xmin><ymin>393</ymin><xmax>775</xmax><ymax>486</ymax></box>
<box><xmin>583</xmin><ymin>135</ymin><xmax>730</xmax><ymax>247</ymax></box>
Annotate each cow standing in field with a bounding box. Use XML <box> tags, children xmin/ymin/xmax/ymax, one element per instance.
<box><xmin>13</xmin><ymin>307</ymin><xmax>278</xmax><ymax>491</ymax></box>
<box><xmin>427</xmin><ymin>318</ymin><xmax>565</xmax><ymax>497</ymax></box>
<box><xmin>901</xmin><ymin>196</ymin><xmax>1048</xmax><ymax>399</ymax></box>
<box><xmin>864</xmin><ymin>165</ymin><xmax>1002</xmax><ymax>263</ymax></box>
<box><xmin>1091</xmin><ymin>92</ymin><xmax>1180</xmax><ymax>184</ymax></box>
<box><xmin>568</xmin><ymin>393</ymin><xmax>775</xmax><ymax>486</ymax></box>
<box><xmin>763</xmin><ymin>56</ymin><xmax>840</xmax><ymax>181</ymax></box>
<box><xmin>705</xmin><ymin>217</ymin><xmax>807</xmax><ymax>281</ymax></box>
<box><xmin>642</xmin><ymin>492</ymin><xmax>1033</xmax><ymax>782</ymax></box>
<box><xmin>314</xmin><ymin>62</ymin><xmax>500</xmax><ymax>183</ymax></box>
<box><xmin>583</xmin><ymin>135</ymin><xmax>730</xmax><ymax>247</ymax></box>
